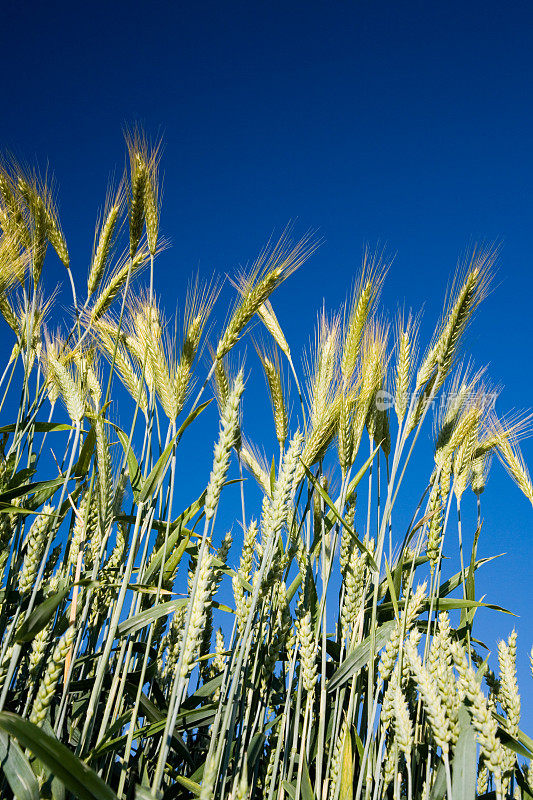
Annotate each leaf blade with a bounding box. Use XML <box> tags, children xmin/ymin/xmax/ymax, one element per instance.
<box><xmin>0</xmin><ymin>713</ymin><xmax>118</xmax><ymax>800</ymax></box>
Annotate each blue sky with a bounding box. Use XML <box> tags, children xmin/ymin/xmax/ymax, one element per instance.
<box><xmin>2</xmin><ymin>0</ymin><xmax>533</xmax><ymax>725</ymax></box>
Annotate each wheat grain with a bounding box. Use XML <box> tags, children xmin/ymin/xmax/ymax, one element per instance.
<box><xmin>29</xmin><ymin>625</ymin><xmax>75</xmax><ymax>726</ymax></box>
<box><xmin>19</xmin><ymin>506</ymin><xmax>54</xmax><ymax>596</ymax></box>
<box><xmin>88</xmin><ymin>188</ymin><xmax>123</xmax><ymax>297</ymax></box>
<box><xmin>452</xmin><ymin>640</ymin><xmax>504</xmax><ymax>787</ymax></box>
<box><xmin>218</xmin><ymin>231</ymin><xmax>316</xmax><ymax>358</ymax></box>
<box><xmin>205</xmin><ymin>370</ymin><xmax>244</xmax><ymax>519</ymax></box>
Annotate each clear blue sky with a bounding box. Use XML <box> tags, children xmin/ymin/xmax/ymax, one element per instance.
<box><xmin>2</xmin><ymin>0</ymin><xmax>533</xmax><ymax>724</ymax></box>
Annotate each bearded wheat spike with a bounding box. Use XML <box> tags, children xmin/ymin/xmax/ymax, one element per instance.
<box><xmin>19</xmin><ymin>170</ymin><xmax>70</xmax><ymax>269</ymax></box>
<box><xmin>137</xmin><ymin>301</ymin><xmax>183</xmax><ymax>420</ymax></box>
<box><xmin>474</xmin><ymin>433</ymin><xmax>500</xmax><ymax>459</ymax></box>
<box><xmin>339</xmin><ymin>501</ymin><xmax>356</xmax><ymax>575</ymax></box>
<box><xmin>126</xmin><ymin>135</ymin><xmax>147</xmax><ymax>258</ymax></box>
<box><xmin>179</xmin><ymin>547</ymin><xmax>214</xmax><ymax>679</ymax></box>
<box><xmin>173</xmin><ymin>328</ymin><xmax>198</xmax><ymax>411</ymax></box>
<box><xmin>154</xmin><ymin>352</ymin><xmax>178</xmax><ymax>420</ymax></box>
<box><xmin>69</xmin><ymin>347</ymin><xmax>102</xmax><ymax>411</ymax></box>
<box><xmin>19</xmin><ymin>505</ymin><xmax>54</xmax><ymax>595</ymax></box>
<box><xmin>427</xmin><ymin>613</ymin><xmax>460</xmax><ymax>744</ymax></box>
<box><xmin>378</xmin><ymin>582</ymin><xmax>427</xmax><ymax>682</ymax></box>
<box><xmin>426</xmin><ymin>483</ymin><xmax>443</xmax><ymax>572</ymax></box>
<box><xmin>42</xmin><ymin>353</ymin><xmax>61</xmax><ymax>404</ymax></box>
<box><xmin>95</xmin><ymin>416</ymin><xmax>113</xmax><ymax>535</ymax></box>
<box><xmin>440</xmin><ymin>452</ymin><xmax>453</xmax><ymax>501</ymax></box>
<box><xmin>144</xmin><ymin>142</ymin><xmax>162</xmax><ymax>256</ymax></box>
<box><xmin>87</xmin><ymin>502</ymin><xmax>102</xmax><ymax>574</ymax></box>
<box><xmin>471</xmin><ymin>452</ymin><xmax>489</xmax><ymax>495</ymax></box>
<box><xmin>13</xmin><ymin>292</ymin><xmax>50</xmax><ymax>362</ymax></box>
<box><xmin>94</xmin><ymin>321</ymin><xmax>148</xmax><ymax>412</ymax></box>
<box><xmin>352</xmin><ymin>320</ymin><xmax>388</xmax><ymax>456</ymax></box>
<box><xmin>451</xmin><ymin>641</ymin><xmax>504</xmax><ymax>788</ymax></box>
<box><xmin>29</xmin><ymin>208</ymin><xmax>47</xmax><ymax>281</ymax></box>
<box><xmin>498</xmin><ymin>631</ymin><xmax>520</xmax><ymax>790</ymax></box>
<box><xmin>162</xmin><ymin>606</ymin><xmax>186</xmax><ymax>682</ymax></box>
<box><xmin>338</xmin><ymin>390</ymin><xmax>355</xmax><ymax>476</ymax></box>
<box><xmin>88</xmin><ymin>193</ymin><xmax>122</xmax><ymax>297</ymax></box>
<box><xmin>381</xmin><ymin>663</ymin><xmax>400</xmax><ymax>732</ymax></box>
<box><xmin>295</xmin><ymin>609</ymin><xmax>317</xmax><ymax>693</ymax></box>
<box><xmin>0</xmin><ymin>294</ymin><xmax>19</xmax><ymax>334</ymax></box>
<box><xmin>240</xmin><ymin>520</ymin><xmax>257</xmax><ymax>581</ymax></box>
<box><xmin>256</xmin><ymin>346</ymin><xmax>287</xmax><ymax>448</ymax></box>
<box><xmin>341</xmin><ymin>281</ymin><xmax>373</xmax><ymax>385</ymax></box>
<box><xmin>213</xmin><ymin>355</ymin><xmax>230</xmax><ymax>409</ymax></box>
<box><xmin>297</xmin><ymin>395</ymin><xmax>342</xmax><ymax>482</ymax></box>
<box><xmin>382</xmin><ymin>735</ymin><xmax>398</xmax><ymax>791</ymax></box>
<box><xmin>435</xmin><ymin>264</ymin><xmax>487</xmax><ymax>383</ymax></box>
<box><xmin>0</xmin><ymin>212</ymin><xmax>29</xmax><ymax>287</ymax></box>
<box><xmin>232</xmin><ymin>521</ymin><xmax>257</xmax><ymax>634</ymax></box>
<box><xmin>17</xmin><ymin>178</ymin><xmax>48</xmax><ymax>283</ymax></box>
<box><xmin>212</xmin><ymin>628</ymin><xmax>226</xmax><ymax>675</ymax></box>
<box><xmin>28</xmin><ymin>621</ymin><xmax>53</xmax><ymax>678</ymax></box>
<box><xmin>217</xmin><ymin>231</ymin><xmax>315</xmax><ymax>358</ymax></box>
<box><xmin>127</xmin><ymin>300</ymin><xmax>159</xmax><ymax>388</ymax></box>
<box><xmin>307</xmin><ymin>311</ymin><xmax>340</xmax><ymax>430</ymax></box>
<box><xmin>373</xmin><ymin>406</ymin><xmax>391</xmax><ymax>457</ymax></box>
<box><xmin>393</xmin><ymin>683</ymin><xmax>413</xmax><ymax>762</ymax></box>
<box><xmin>329</xmin><ymin>718</ymin><xmax>348</xmax><ymax>799</ymax></box>
<box><xmin>90</xmin><ymin>249</ymin><xmax>147</xmax><ymax>323</ymax></box>
<box><xmin>341</xmin><ymin>251</ymin><xmax>387</xmax><ymax>384</ymax></box>
<box><xmin>0</xmin><ymin>171</ymin><xmax>22</xmax><ymax>228</ymax></box>
<box><xmin>105</xmin><ymin>524</ymin><xmax>126</xmax><ymax>578</ymax></box>
<box><xmin>240</xmin><ymin>442</ymin><xmax>270</xmax><ymax>494</ymax></box>
<box><xmin>128</xmin><ymin>297</ymin><xmax>177</xmax><ymax>415</ymax></box>
<box><xmin>498</xmin><ymin>631</ymin><xmax>520</xmax><ymax>734</ymax></box>
<box><xmin>0</xmin><ymin>646</ymin><xmax>14</xmax><ymax>692</ymax></box>
<box><xmin>233</xmin><ymin>572</ymin><xmax>252</xmax><ymax>634</ymax></box>
<box><xmin>0</xmin><ymin>228</ymin><xmax>25</xmax><ymax>290</ymax></box>
<box><xmin>394</xmin><ymin>325</ymin><xmax>411</xmax><ymax>422</ymax></box>
<box><xmin>477</xmin><ymin>763</ymin><xmax>489</xmax><ymax>796</ymax></box>
<box><xmin>205</xmin><ymin>370</ymin><xmax>244</xmax><ymax>520</ymax></box>
<box><xmin>30</xmin><ymin>625</ymin><xmax>75</xmax><ymax>726</ymax></box>
<box><xmin>259</xmin><ymin>437</ymin><xmax>304</xmax><ymax>588</ymax></box>
<box><xmin>277</xmin><ymin>581</ymin><xmax>294</xmax><ymax>650</ymax></box>
<box><xmin>256</xmin><ymin>298</ymin><xmax>291</xmax><ymax>359</ymax></box>
<box><xmin>434</xmin><ymin>368</ymin><xmax>481</xmax><ymax>455</ymax></box>
<box><xmin>46</xmin><ymin>343</ymin><xmax>85</xmax><ymax>424</ymax></box>
<box><xmin>261</xmin><ymin>430</ymin><xmax>304</xmax><ymax>543</ymax></box>
<box><xmin>416</xmin><ymin>250</ymin><xmax>494</xmax><ymax>389</ymax></box>
<box><xmin>198</xmin><ymin>532</ymin><xmax>232</xmax><ymax>666</ymax></box>
<box><xmin>404</xmin><ymin>634</ymin><xmax>451</xmax><ymax>754</ymax></box>
<box><xmin>496</xmin><ymin>430</ymin><xmax>533</xmax><ymax>504</ymax></box>
<box><xmin>69</xmin><ymin>492</ymin><xmax>90</xmax><ymax>568</ymax></box>
<box><xmin>341</xmin><ymin>538</ymin><xmax>373</xmax><ymax>641</ymax></box>
<box><xmin>446</xmin><ymin>405</ymin><xmax>482</xmax><ymax>456</ymax></box>
<box><xmin>453</xmin><ymin>420</ymin><xmax>480</xmax><ymax>499</ymax></box>
<box><xmin>44</xmin><ymin>201</ymin><xmax>69</xmax><ymax>268</ymax></box>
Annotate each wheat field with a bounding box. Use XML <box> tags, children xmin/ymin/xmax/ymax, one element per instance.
<box><xmin>0</xmin><ymin>133</ymin><xmax>531</xmax><ymax>800</ymax></box>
